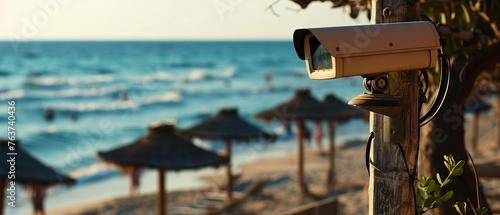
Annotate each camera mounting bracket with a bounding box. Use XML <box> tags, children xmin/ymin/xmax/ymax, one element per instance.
<box><xmin>348</xmin><ymin>76</ymin><xmax>402</xmax><ymax>117</ymax></box>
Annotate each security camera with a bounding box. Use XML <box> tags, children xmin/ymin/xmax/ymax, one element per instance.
<box><xmin>293</xmin><ymin>21</ymin><xmax>441</xmax><ymax>80</ymax></box>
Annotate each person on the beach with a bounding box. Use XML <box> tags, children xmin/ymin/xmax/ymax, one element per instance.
<box><xmin>282</xmin><ymin>119</ymin><xmax>292</xmax><ymax>137</ymax></box>
<box><xmin>314</xmin><ymin>120</ymin><xmax>325</xmax><ymax>154</ymax></box>
<box><xmin>129</xmin><ymin>166</ymin><xmax>143</xmax><ymax>196</ymax></box>
<box><xmin>28</xmin><ymin>184</ymin><xmax>46</xmax><ymax>215</ymax></box>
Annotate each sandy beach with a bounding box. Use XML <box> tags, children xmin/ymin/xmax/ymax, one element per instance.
<box><xmin>42</xmin><ymin>106</ymin><xmax>500</xmax><ymax>215</ymax></box>
<box><xmin>46</xmin><ymin>139</ymin><xmax>369</xmax><ymax>215</ymax></box>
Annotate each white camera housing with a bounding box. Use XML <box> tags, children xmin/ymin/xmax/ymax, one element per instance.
<box><xmin>293</xmin><ymin>21</ymin><xmax>441</xmax><ymax>80</ymax></box>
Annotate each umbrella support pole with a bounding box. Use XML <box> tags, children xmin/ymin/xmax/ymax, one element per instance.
<box><xmin>158</xmin><ymin>169</ymin><xmax>166</xmax><ymax>215</ymax></box>
<box><xmin>225</xmin><ymin>139</ymin><xmax>233</xmax><ymax>201</ymax></box>
<box><xmin>326</xmin><ymin>119</ymin><xmax>336</xmax><ymax>190</ymax></box>
<box><xmin>296</xmin><ymin>119</ymin><xmax>308</xmax><ymax>197</ymax></box>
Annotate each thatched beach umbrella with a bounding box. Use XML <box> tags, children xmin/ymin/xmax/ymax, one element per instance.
<box><xmin>322</xmin><ymin>93</ymin><xmax>367</xmax><ymax>189</ymax></box>
<box><xmin>98</xmin><ymin>121</ymin><xmax>226</xmax><ymax>215</ymax></box>
<box><xmin>465</xmin><ymin>97</ymin><xmax>492</xmax><ymax>153</ymax></box>
<box><xmin>182</xmin><ymin>108</ymin><xmax>274</xmax><ymax>201</ymax></box>
<box><xmin>0</xmin><ymin>139</ymin><xmax>75</xmax><ymax>215</ymax></box>
<box><xmin>254</xmin><ymin>89</ymin><xmax>334</xmax><ymax>196</ymax></box>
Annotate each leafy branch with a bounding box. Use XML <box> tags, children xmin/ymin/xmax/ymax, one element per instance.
<box><xmin>416</xmin><ymin>154</ymin><xmax>464</xmax><ymax>214</ymax></box>
<box><xmin>416</xmin><ymin>154</ymin><xmax>487</xmax><ymax>215</ymax></box>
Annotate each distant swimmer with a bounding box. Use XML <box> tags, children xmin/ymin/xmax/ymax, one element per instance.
<box><xmin>118</xmin><ymin>90</ymin><xmax>128</xmax><ymax>101</ymax></box>
<box><xmin>265</xmin><ymin>71</ymin><xmax>273</xmax><ymax>84</ymax></box>
<box><xmin>265</xmin><ymin>71</ymin><xmax>274</xmax><ymax>92</ymax></box>
<box><xmin>43</xmin><ymin>108</ymin><xmax>55</xmax><ymax>122</ymax></box>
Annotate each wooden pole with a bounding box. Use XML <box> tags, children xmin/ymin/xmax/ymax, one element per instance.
<box><xmin>326</xmin><ymin>119</ymin><xmax>336</xmax><ymax>190</ymax></box>
<box><xmin>157</xmin><ymin>169</ymin><xmax>166</xmax><ymax>215</ymax></box>
<box><xmin>296</xmin><ymin>119</ymin><xmax>307</xmax><ymax>196</ymax></box>
<box><xmin>369</xmin><ymin>1</ymin><xmax>419</xmax><ymax>214</ymax></box>
<box><xmin>472</xmin><ymin>111</ymin><xmax>479</xmax><ymax>153</ymax></box>
<box><xmin>225</xmin><ymin>139</ymin><xmax>233</xmax><ymax>200</ymax></box>
<box><xmin>0</xmin><ymin>178</ymin><xmax>5</xmax><ymax>215</ymax></box>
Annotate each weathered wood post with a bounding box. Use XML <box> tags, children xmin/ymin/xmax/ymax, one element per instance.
<box><xmin>297</xmin><ymin>119</ymin><xmax>308</xmax><ymax>196</ymax></box>
<box><xmin>225</xmin><ymin>138</ymin><xmax>233</xmax><ymax>200</ymax></box>
<box><xmin>158</xmin><ymin>169</ymin><xmax>166</xmax><ymax>215</ymax></box>
<box><xmin>368</xmin><ymin>0</ymin><xmax>420</xmax><ymax>214</ymax></box>
<box><xmin>326</xmin><ymin>119</ymin><xmax>336</xmax><ymax>190</ymax></box>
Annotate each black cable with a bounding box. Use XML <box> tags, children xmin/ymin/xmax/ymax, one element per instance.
<box><xmin>419</xmin><ymin>52</ymin><xmax>451</xmax><ymax>127</ymax></box>
<box><xmin>418</xmin><ymin>15</ymin><xmax>451</xmax><ymax>127</ymax></box>
<box><xmin>365</xmin><ymin>132</ymin><xmax>374</xmax><ymax>176</ymax></box>
<box><xmin>395</xmin><ymin>143</ymin><xmax>418</xmax><ymax>214</ymax></box>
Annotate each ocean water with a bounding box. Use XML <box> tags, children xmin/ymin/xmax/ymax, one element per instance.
<box><xmin>0</xmin><ymin>41</ymin><xmax>368</xmax><ymax>212</ymax></box>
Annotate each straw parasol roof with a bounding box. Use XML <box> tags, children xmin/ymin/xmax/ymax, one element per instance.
<box><xmin>322</xmin><ymin>93</ymin><xmax>367</xmax><ymax>123</ymax></box>
<box><xmin>0</xmin><ymin>139</ymin><xmax>74</xmax><ymax>215</ymax></box>
<box><xmin>98</xmin><ymin>122</ymin><xmax>226</xmax><ymax>170</ymax></box>
<box><xmin>97</xmin><ymin>121</ymin><xmax>226</xmax><ymax>215</ymax></box>
<box><xmin>181</xmin><ymin>108</ymin><xmax>274</xmax><ymax>200</ymax></box>
<box><xmin>0</xmin><ymin>139</ymin><xmax>75</xmax><ymax>186</ymax></box>
<box><xmin>182</xmin><ymin>108</ymin><xmax>275</xmax><ymax>141</ymax></box>
<box><xmin>254</xmin><ymin>89</ymin><xmax>334</xmax><ymax>122</ymax></box>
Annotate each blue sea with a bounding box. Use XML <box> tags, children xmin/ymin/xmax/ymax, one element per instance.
<box><xmin>0</xmin><ymin>41</ymin><xmax>368</xmax><ymax>213</ymax></box>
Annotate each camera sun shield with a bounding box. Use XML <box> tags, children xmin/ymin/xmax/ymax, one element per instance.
<box><xmin>294</xmin><ymin>21</ymin><xmax>441</xmax><ymax>80</ymax></box>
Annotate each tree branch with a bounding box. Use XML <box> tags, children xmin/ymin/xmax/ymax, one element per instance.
<box><xmin>439</xmin><ymin>25</ymin><xmax>476</xmax><ymax>41</ymax></box>
<box><xmin>460</xmin><ymin>42</ymin><xmax>500</xmax><ymax>99</ymax></box>
<box><xmin>469</xmin><ymin>0</ymin><xmax>500</xmax><ymax>38</ymax></box>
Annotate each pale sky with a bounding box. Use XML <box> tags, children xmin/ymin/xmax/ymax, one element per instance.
<box><xmin>0</xmin><ymin>0</ymin><xmax>369</xmax><ymax>40</ymax></box>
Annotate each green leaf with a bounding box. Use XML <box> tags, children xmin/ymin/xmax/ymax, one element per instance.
<box><xmin>452</xmin><ymin>168</ymin><xmax>464</xmax><ymax>176</ymax></box>
<box><xmin>456</xmin><ymin>160</ymin><xmax>465</xmax><ymax>169</ymax></box>
<box><xmin>421</xmin><ymin>176</ymin><xmax>431</xmax><ymax>187</ymax></box>
<box><xmin>424</xmin><ymin>196</ymin><xmax>438</xmax><ymax>208</ymax></box>
<box><xmin>436</xmin><ymin>173</ymin><xmax>443</xmax><ymax>186</ymax></box>
<box><xmin>442</xmin><ymin>178</ymin><xmax>452</xmax><ymax>186</ymax></box>
<box><xmin>433</xmin><ymin>185</ymin><xmax>442</xmax><ymax>196</ymax></box>
<box><xmin>430</xmin><ymin>200</ymin><xmax>442</xmax><ymax>209</ymax></box>
<box><xmin>426</xmin><ymin>180</ymin><xmax>437</xmax><ymax>195</ymax></box>
<box><xmin>416</xmin><ymin>192</ymin><xmax>424</xmax><ymax>206</ymax></box>
<box><xmin>444</xmin><ymin>154</ymin><xmax>450</xmax><ymax>162</ymax></box>
<box><xmin>439</xmin><ymin>191</ymin><xmax>454</xmax><ymax>202</ymax></box>
<box><xmin>476</xmin><ymin>207</ymin><xmax>488</xmax><ymax>215</ymax></box>
<box><xmin>417</xmin><ymin>206</ymin><xmax>424</xmax><ymax>215</ymax></box>
<box><xmin>453</xmin><ymin>202</ymin><xmax>467</xmax><ymax>215</ymax></box>
<box><xmin>444</xmin><ymin>161</ymin><xmax>451</xmax><ymax>172</ymax></box>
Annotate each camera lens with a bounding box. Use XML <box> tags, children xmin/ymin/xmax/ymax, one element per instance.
<box><xmin>312</xmin><ymin>44</ymin><xmax>332</xmax><ymax>70</ymax></box>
